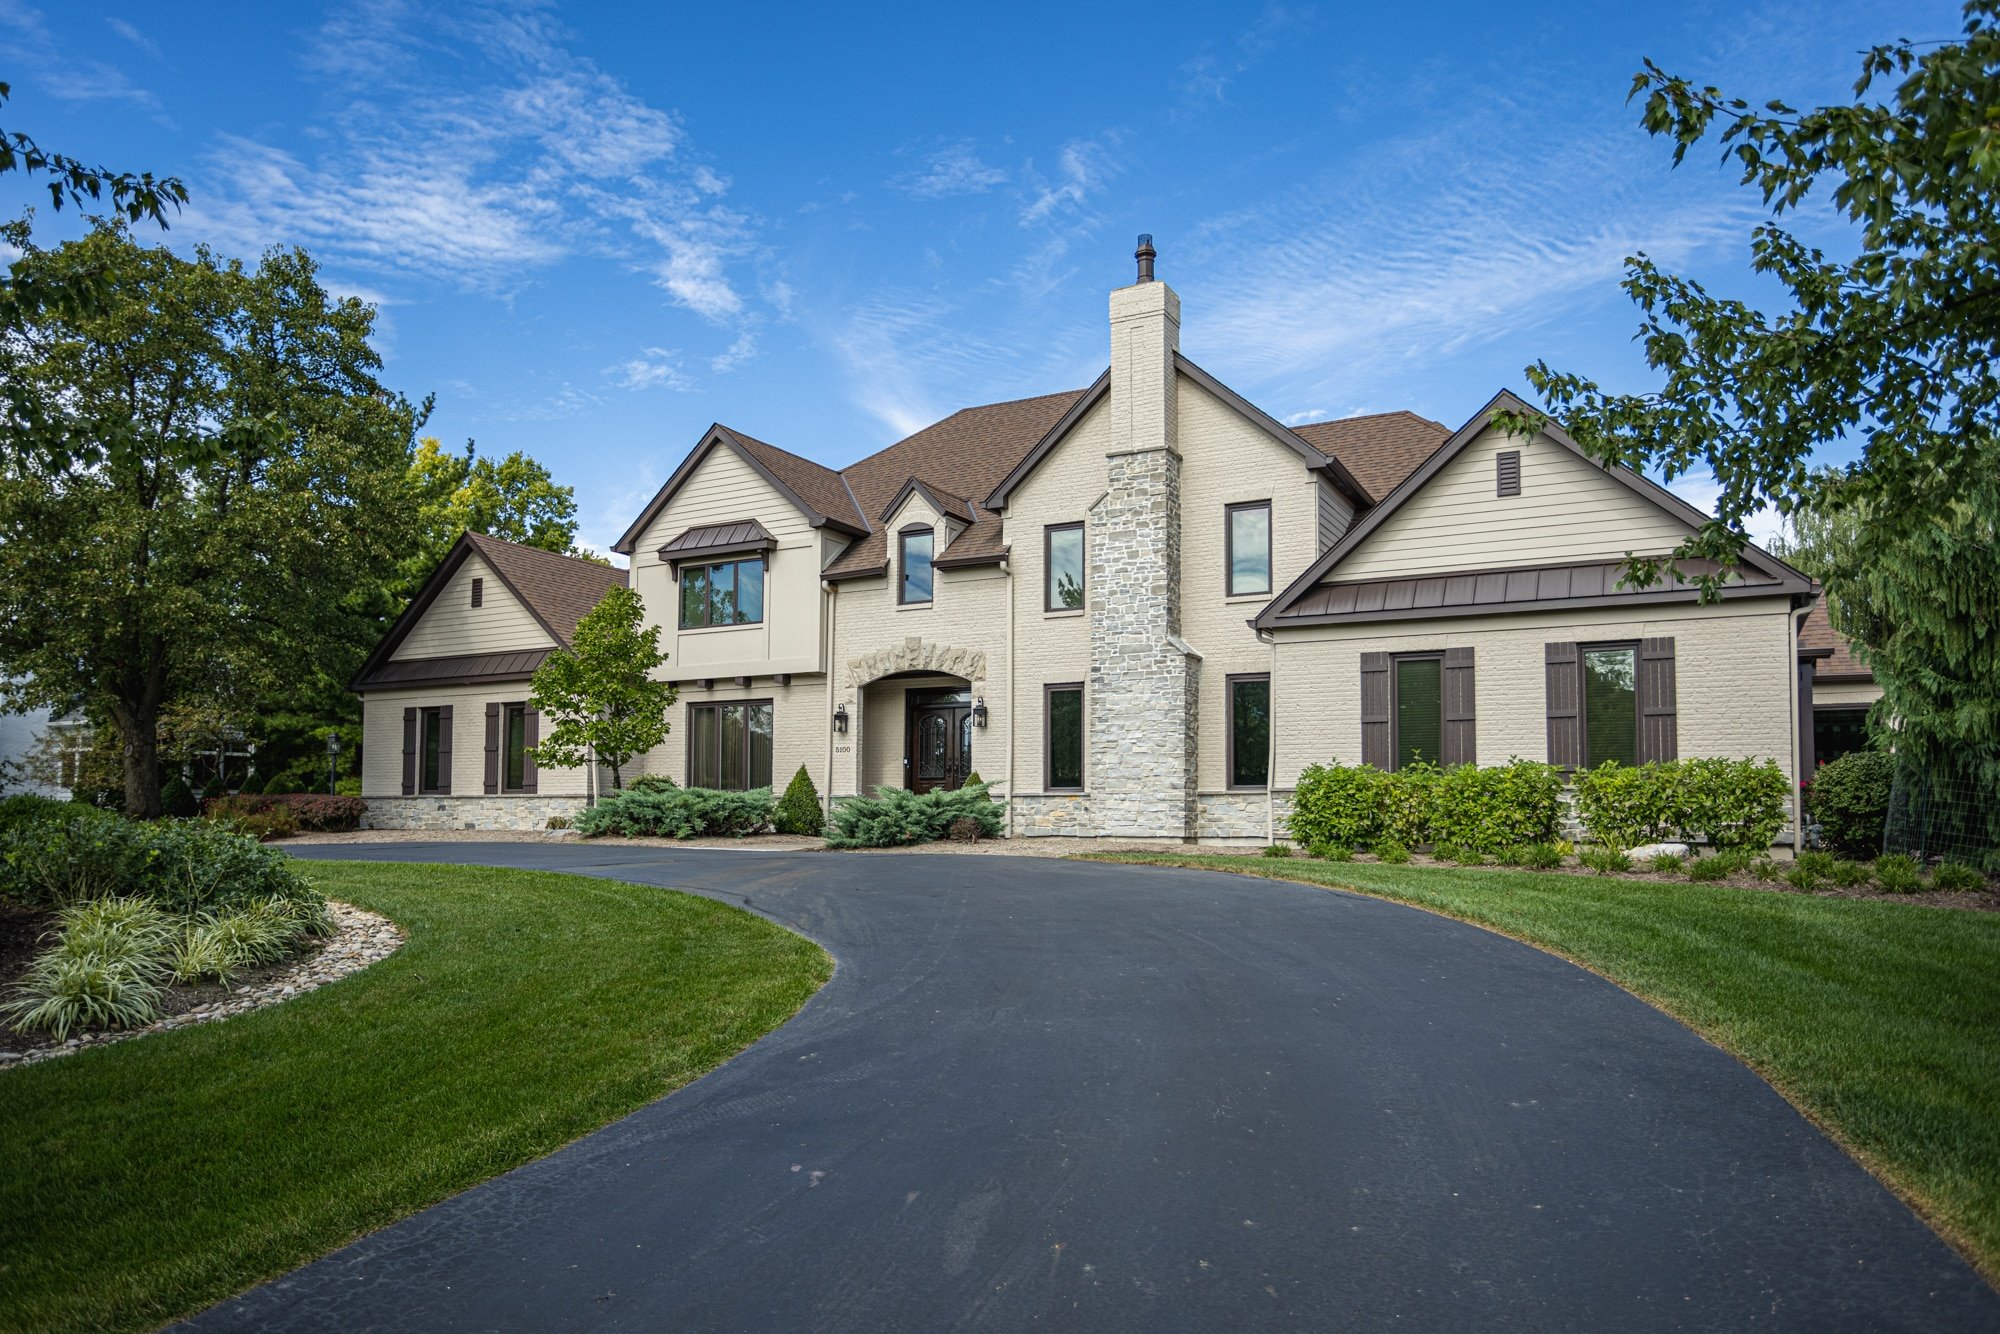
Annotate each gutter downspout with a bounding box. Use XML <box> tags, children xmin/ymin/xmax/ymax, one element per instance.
<box><xmin>1791</xmin><ymin>598</ymin><xmax>1814</xmax><ymax>855</ymax></box>
<box><xmin>824</xmin><ymin>580</ymin><xmax>838</xmax><ymax>816</ymax></box>
<box><xmin>1258</xmin><ymin>627</ymin><xmax>1277</xmax><ymax>845</ymax></box>
<box><xmin>1003</xmin><ymin>555</ymin><xmax>1016</xmax><ymax>839</ymax></box>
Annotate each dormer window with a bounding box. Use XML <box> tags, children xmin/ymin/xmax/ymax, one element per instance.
<box><xmin>899</xmin><ymin>527</ymin><xmax>934</xmax><ymax>605</ymax></box>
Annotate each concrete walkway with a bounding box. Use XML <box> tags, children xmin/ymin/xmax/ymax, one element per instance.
<box><xmin>184</xmin><ymin>844</ymin><xmax>1998</xmax><ymax>1332</ymax></box>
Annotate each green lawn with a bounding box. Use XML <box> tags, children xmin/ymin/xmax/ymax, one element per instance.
<box><xmin>1084</xmin><ymin>853</ymin><xmax>2000</xmax><ymax>1282</ymax></box>
<box><xmin>0</xmin><ymin>862</ymin><xmax>831</xmax><ymax>1334</ymax></box>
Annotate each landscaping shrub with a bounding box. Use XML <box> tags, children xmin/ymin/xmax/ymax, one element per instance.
<box><xmin>1431</xmin><ymin>842</ymin><xmax>1485</xmax><ymax>865</ymax></box>
<box><xmin>626</xmin><ymin>774</ymin><xmax>679</xmax><ymax>795</ymax></box>
<box><xmin>1381</xmin><ymin>764</ymin><xmax>1440</xmax><ymax>848</ymax></box>
<box><xmin>1808</xmin><ymin>749</ymin><xmax>1894</xmax><ymax>859</ymax></box>
<box><xmin>159</xmin><ymin>774</ymin><xmax>199</xmax><ymax>819</ymax></box>
<box><xmin>1580</xmin><ymin>847</ymin><xmax>1632</xmax><ymax>874</ymax></box>
<box><xmin>1261</xmin><ymin>843</ymin><xmax>1293</xmax><ymax>858</ymax></box>
<box><xmin>1831</xmin><ymin>859</ymin><xmax>1872</xmax><ymax>887</ymax></box>
<box><xmin>1288</xmin><ymin>763</ymin><xmax>1387</xmax><ymax>849</ymax></box>
<box><xmin>1686</xmin><ymin>855</ymin><xmax>1733</xmax><ymax>881</ymax></box>
<box><xmin>962</xmin><ymin>771</ymin><xmax>984</xmax><ymax>788</ymax></box>
<box><xmin>1427</xmin><ymin>760</ymin><xmax>1564</xmax><ymax>853</ymax></box>
<box><xmin>772</xmin><ymin>766</ymin><xmax>825</xmax><ymax>836</ymax></box>
<box><xmin>1796</xmin><ymin>851</ymin><xmax>1837</xmax><ymax>880</ymax></box>
<box><xmin>3</xmin><ymin>897</ymin><xmax>175</xmax><ymax>1038</ymax></box>
<box><xmin>1873</xmin><ymin>853</ymin><xmax>1924</xmax><ymax>894</ymax></box>
<box><xmin>1514</xmin><ymin>842</ymin><xmax>1565</xmax><ymax>869</ymax></box>
<box><xmin>576</xmin><ymin>786</ymin><xmax>775</xmax><ymax>839</ymax></box>
<box><xmin>203</xmin><ymin>794</ymin><xmax>366</xmax><ymax>833</ymax></box>
<box><xmin>1783</xmin><ymin>862</ymin><xmax>1825</xmax><ymax>890</ymax></box>
<box><xmin>0</xmin><ymin>793</ymin><xmax>68</xmax><ymax>836</ymax></box>
<box><xmin>822</xmin><ymin>784</ymin><xmax>1004</xmax><ymax>849</ymax></box>
<box><xmin>0</xmin><ymin>811</ymin><xmax>318</xmax><ymax>913</ymax></box>
<box><xmin>946</xmin><ymin>815</ymin><xmax>986</xmax><ymax>843</ymax></box>
<box><xmin>1307</xmin><ymin>841</ymin><xmax>1353</xmax><ymax>862</ymax></box>
<box><xmin>1374</xmin><ymin>841</ymin><xmax>1411</xmax><ymax>864</ymax></box>
<box><xmin>544</xmin><ymin>815</ymin><xmax>573</xmax><ymax>830</ymax></box>
<box><xmin>1749</xmin><ymin>857</ymin><xmax>1783</xmax><ymax>882</ymax></box>
<box><xmin>1932</xmin><ymin>861</ymin><xmax>1987</xmax><ymax>892</ymax></box>
<box><xmin>1648</xmin><ymin>852</ymin><xmax>1685</xmax><ymax>874</ymax></box>
<box><xmin>1574</xmin><ymin>757</ymin><xmax>1789</xmax><ymax>851</ymax></box>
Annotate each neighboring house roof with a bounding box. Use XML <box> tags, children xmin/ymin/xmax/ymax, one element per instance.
<box><xmin>1255</xmin><ymin>389</ymin><xmax>1816</xmax><ymax>629</ymax></box>
<box><xmin>351</xmin><ymin>532</ymin><xmax>627</xmax><ymax>691</ymax></box>
<box><xmin>1800</xmin><ymin>601</ymin><xmax>1874</xmax><ymax>682</ymax></box>
<box><xmin>1290</xmin><ymin>410</ymin><xmax>1452</xmax><ymax>501</ymax></box>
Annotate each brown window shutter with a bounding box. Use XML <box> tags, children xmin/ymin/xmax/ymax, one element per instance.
<box><xmin>1545</xmin><ymin>642</ymin><xmax>1580</xmax><ymax>768</ymax></box>
<box><xmin>1639</xmin><ymin>637</ymin><xmax>1678</xmax><ymax>762</ymax></box>
<box><xmin>1360</xmin><ymin>653</ymin><xmax>1390</xmax><ymax>768</ymax></box>
<box><xmin>1442</xmin><ymin>647</ymin><xmax>1476</xmax><ymax>766</ymax></box>
<box><xmin>401</xmin><ymin>708</ymin><xmax>417</xmax><ymax>795</ymax></box>
<box><xmin>523</xmin><ymin>710</ymin><xmax>540</xmax><ymax>794</ymax></box>
<box><xmin>436</xmin><ymin>704</ymin><xmax>454</xmax><ymax>794</ymax></box>
<box><xmin>484</xmin><ymin>703</ymin><xmax>500</xmax><ymax>794</ymax></box>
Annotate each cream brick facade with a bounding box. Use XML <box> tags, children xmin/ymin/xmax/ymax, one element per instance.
<box><xmin>359</xmin><ymin>249</ymin><xmax>1822</xmax><ymax>844</ymax></box>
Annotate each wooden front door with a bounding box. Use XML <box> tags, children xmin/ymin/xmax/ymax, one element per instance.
<box><xmin>907</xmin><ymin>690</ymin><xmax>973</xmax><ymax>793</ymax></box>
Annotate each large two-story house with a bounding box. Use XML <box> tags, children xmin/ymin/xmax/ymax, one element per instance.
<box><xmin>355</xmin><ymin>238</ymin><xmax>1828</xmax><ymax>843</ymax></box>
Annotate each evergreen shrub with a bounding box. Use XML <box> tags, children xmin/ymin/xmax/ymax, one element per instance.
<box><xmin>822</xmin><ymin>784</ymin><xmax>1003</xmax><ymax>849</ymax></box>
<box><xmin>1807</xmin><ymin>750</ymin><xmax>1894</xmax><ymax>859</ymax></box>
<box><xmin>772</xmin><ymin>766</ymin><xmax>825</xmax><ymax>836</ymax></box>
<box><xmin>576</xmin><ymin>787</ymin><xmax>774</xmax><ymax>839</ymax></box>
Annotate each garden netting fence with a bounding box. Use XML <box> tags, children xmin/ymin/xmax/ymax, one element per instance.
<box><xmin>1882</xmin><ymin>764</ymin><xmax>2000</xmax><ymax>872</ymax></box>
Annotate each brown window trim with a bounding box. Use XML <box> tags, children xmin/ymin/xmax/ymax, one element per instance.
<box><xmin>678</xmin><ymin>556</ymin><xmax>766</xmax><ymax>630</ymax></box>
<box><xmin>1576</xmin><ymin>639</ymin><xmax>1642</xmax><ymax>769</ymax></box>
<box><xmin>1225</xmin><ymin>673</ymin><xmax>1271</xmax><ymax>791</ymax></box>
<box><xmin>1044</xmin><ymin>521</ymin><xmax>1085</xmax><ymax>612</ymax></box>
<box><xmin>1389</xmin><ymin>651</ymin><xmax>1444</xmax><ymax>773</ymax></box>
<box><xmin>418</xmin><ymin>706</ymin><xmax>448</xmax><ymax>794</ymax></box>
<box><xmin>1224</xmin><ymin>500</ymin><xmax>1273</xmax><ymax>597</ymax></box>
<box><xmin>500</xmin><ymin>701</ymin><xmax>529</xmax><ymax>794</ymax></box>
<box><xmin>1043</xmin><ymin>681</ymin><xmax>1085</xmax><ymax>792</ymax></box>
<box><xmin>898</xmin><ymin>526</ymin><xmax>934</xmax><ymax>605</ymax></box>
<box><xmin>685</xmin><ymin>698</ymin><xmax>776</xmax><ymax>791</ymax></box>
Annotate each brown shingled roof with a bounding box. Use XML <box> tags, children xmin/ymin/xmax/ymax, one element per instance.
<box><xmin>1801</xmin><ymin>600</ymin><xmax>1874</xmax><ymax>681</ymax></box>
<box><xmin>723</xmin><ymin>427</ymin><xmax>866</xmax><ymax>532</ymax></box>
<box><xmin>1291</xmin><ymin>411</ymin><xmax>1451</xmax><ymax>500</ymax></box>
<box><xmin>463</xmin><ymin>532</ymin><xmax>627</xmax><ymax>645</ymax></box>
<box><xmin>825</xmin><ymin>388</ymin><xmax>1089</xmax><ymax>580</ymax></box>
<box><xmin>353</xmin><ymin>533</ymin><xmax>626</xmax><ymax>690</ymax></box>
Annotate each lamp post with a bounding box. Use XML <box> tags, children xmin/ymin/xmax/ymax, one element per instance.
<box><xmin>326</xmin><ymin>734</ymin><xmax>342</xmax><ymax>795</ymax></box>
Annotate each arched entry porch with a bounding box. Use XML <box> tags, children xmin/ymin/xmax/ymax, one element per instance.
<box><xmin>837</xmin><ymin>639</ymin><xmax>989</xmax><ymax>799</ymax></box>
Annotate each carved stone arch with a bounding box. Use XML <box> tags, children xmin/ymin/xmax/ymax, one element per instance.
<box><xmin>844</xmin><ymin>636</ymin><xmax>988</xmax><ymax>689</ymax></box>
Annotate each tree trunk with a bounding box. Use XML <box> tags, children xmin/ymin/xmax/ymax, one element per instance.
<box><xmin>609</xmin><ymin>760</ymin><xmax>623</xmax><ymax>790</ymax></box>
<box><xmin>120</xmin><ymin>701</ymin><xmax>163</xmax><ymax>818</ymax></box>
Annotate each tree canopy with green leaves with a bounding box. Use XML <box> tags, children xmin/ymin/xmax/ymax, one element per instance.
<box><xmin>397</xmin><ymin>437</ymin><xmax>587</xmax><ymax>602</ymax></box>
<box><xmin>1509</xmin><ymin>4</ymin><xmax>2000</xmax><ymax>850</ymax></box>
<box><xmin>0</xmin><ymin>223</ymin><xmax>419</xmax><ymax>816</ymax></box>
<box><xmin>528</xmin><ymin>585</ymin><xmax>676</xmax><ymax>792</ymax></box>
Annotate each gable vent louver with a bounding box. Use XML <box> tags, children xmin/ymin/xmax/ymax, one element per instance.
<box><xmin>1496</xmin><ymin>451</ymin><xmax>1522</xmax><ymax>498</ymax></box>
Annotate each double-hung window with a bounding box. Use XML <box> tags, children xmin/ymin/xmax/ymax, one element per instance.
<box><xmin>1226</xmin><ymin>501</ymin><xmax>1272</xmax><ymax>596</ymax></box>
<box><xmin>687</xmin><ymin>701</ymin><xmax>774</xmax><ymax>790</ymax></box>
<box><xmin>899</xmin><ymin>528</ymin><xmax>934</xmax><ymax>605</ymax></box>
<box><xmin>1045</xmin><ymin>522</ymin><xmax>1085</xmax><ymax>610</ymax></box>
<box><xmin>1045</xmin><ymin>684</ymin><xmax>1084</xmax><ymax>791</ymax></box>
<box><xmin>1227</xmin><ymin>674</ymin><xmax>1271</xmax><ymax>789</ymax></box>
<box><xmin>680</xmin><ymin>558</ymin><xmax>765</xmax><ymax>629</ymax></box>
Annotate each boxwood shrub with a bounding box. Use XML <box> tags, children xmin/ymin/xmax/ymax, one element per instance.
<box><xmin>1288</xmin><ymin>759</ymin><xmax>1562</xmax><ymax>855</ymax></box>
<box><xmin>1573</xmin><ymin>757</ymin><xmax>1789</xmax><ymax>852</ymax></box>
<box><xmin>1806</xmin><ymin>749</ymin><xmax>1893</xmax><ymax>859</ymax></box>
<box><xmin>203</xmin><ymin>793</ymin><xmax>368</xmax><ymax>833</ymax></box>
<box><xmin>0</xmin><ymin>806</ymin><xmax>318</xmax><ymax>913</ymax></box>
<box><xmin>575</xmin><ymin>786</ymin><xmax>774</xmax><ymax>839</ymax></box>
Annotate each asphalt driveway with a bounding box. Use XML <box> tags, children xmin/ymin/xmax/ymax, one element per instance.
<box><xmin>184</xmin><ymin>845</ymin><xmax>1998</xmax><ymax>1332</ymax></box>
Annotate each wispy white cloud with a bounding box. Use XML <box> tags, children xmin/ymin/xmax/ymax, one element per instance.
<box><xmin>104</xmin><ymin>16</ymin><xmax>162</xmax><ymax>60</ymax></box>
<box><xmin>892</xmin><ymin>140</ymin><xmax>1009</xmax><ymax>200</ymax></box>
<box><xmin>1175</xmin><ymin>5</ymin><xmax>1316</xmax><ymax>113</ymax></box>
<box><xmin>1021</xmin><ymin>136</ymin><xmax>1120</xmax><ymax>226</ymax></box>
<box><xmin>1</xmin><ymin>1</ymin><xmax>159</xmax><ymax>108</ymax></box>
<box><xmin>709</xmin><ymin>332</ymin><xmax>757</xmax><ymax>373</ymax></box>
<box><xmin>610</xmin><ymin>347</ymin><xmax>693</xmax><ymax>393</ymax></box>
<box><xmin>185</xmin><ymin>1</ymin><xmax>760</xmax><ymax>326</ymax></box>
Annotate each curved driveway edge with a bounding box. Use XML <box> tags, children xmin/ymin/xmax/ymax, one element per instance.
<box><xmin>185</xmin><ymin>845</ymin><xmax>1999</xmax><ymax>1332</ymax></box>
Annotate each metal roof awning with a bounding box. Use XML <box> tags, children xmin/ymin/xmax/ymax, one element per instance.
<box><xmin>1268</xmin><ymin>558</ymin><xmax>1786</xmax><ymax>628</ymax></box>
<box><xmin>353</xmin><ymin>648</ymin><xmax>552</xmax><ymax>691</ymax></box>
<box><xmin>658</xmin><ymin>519</ymin><xmax>776</xmax><ymax>569</ymax></box>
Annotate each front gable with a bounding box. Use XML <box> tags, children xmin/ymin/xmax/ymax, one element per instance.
<box><xmin>391</xmin><ymin>552</ymin><xmax>555</xmax><ymax>661</ymax></box>
<box><xmin>627</xmin><ymin>431</ymin><xmax>818</xmax><ymax>558</ymax></box>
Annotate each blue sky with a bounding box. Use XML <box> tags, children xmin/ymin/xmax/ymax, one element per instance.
<box><xmin>0</xmin><ymin>1</ymin><xmax>1951</xmax><ymax>554</ymax></box>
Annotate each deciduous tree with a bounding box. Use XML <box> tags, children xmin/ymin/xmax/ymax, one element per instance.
<box><xmin>528</xmin><ymin>586</ymin><xmax>676</xmax><ymax>791</ymax></box>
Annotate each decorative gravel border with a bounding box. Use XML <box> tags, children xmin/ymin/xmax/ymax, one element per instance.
<box><xmin>0</xmin><ymin>900</ymin><xmax>405</xmax><ymax>1071</ymax></box>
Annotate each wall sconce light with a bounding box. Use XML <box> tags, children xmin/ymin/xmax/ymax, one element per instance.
<box><xmin>972</xmin><ymin>696</ymin><xmax>988</xmax><ymax>728</ymax></box>
<box><xmin>832</xmin><ymin>703</ymin><xmax>849</xmax><ymax>734</ymax></box>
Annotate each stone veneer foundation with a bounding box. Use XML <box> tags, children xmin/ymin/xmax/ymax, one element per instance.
<box><xmin>362</xmin><ymin>795</ymin><xmax>589</xmax><ymax>831</ymax></box>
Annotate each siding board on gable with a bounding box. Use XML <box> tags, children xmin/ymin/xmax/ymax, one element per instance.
<box><xmin>391</xmin><ymin>554</ymin><xmax>555</xmax><ymax>661</ymax></box>
<box><xmin>1330</xmin><ymin>427</ymin><xmax>1694</xmax><ymax>581</ymax></box>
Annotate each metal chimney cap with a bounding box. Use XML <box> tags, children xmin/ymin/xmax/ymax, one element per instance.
<box><xmin>1135</xmin><ymin>234</ymin><xmax>1156</xmax><ymax>282</ymax></box>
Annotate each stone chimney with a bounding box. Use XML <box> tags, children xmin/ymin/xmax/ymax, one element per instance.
<box><xmin>1090</xmin><ymin>237</ymin><xmax>1198</xmax><ymax>838</ymax></box>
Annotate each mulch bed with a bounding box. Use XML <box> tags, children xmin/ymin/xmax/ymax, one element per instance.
<box><xmin>0</xmin><ymin>902</ymin><xmax>328</xmax><ymax>1044</ymax></box>
<box><xmin>1325</xmin><ymin>853</ymin><xmax>2000</xmax><ymax>912</ymax></box>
